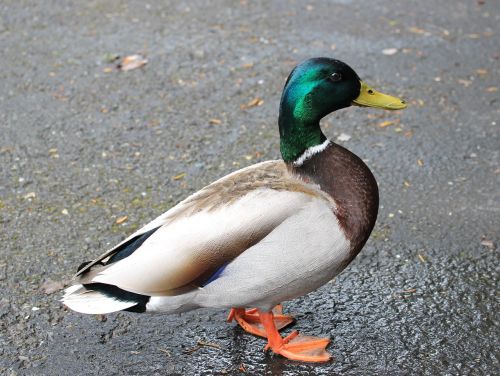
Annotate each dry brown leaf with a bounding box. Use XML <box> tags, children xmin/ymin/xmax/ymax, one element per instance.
<box><xmin>172</xmin><ymin>172</ymin><xmax>186</xmax><ymax>181</ymax></box>
<box><xmin>240</xmin><ymin>97</ymin><xmax>264</xmax><ymax>110</ymax></box>
<box><xmin>378</xmin><ymin>119</ymin><xmax>400</xmax><ymax>128</ymax></box>
<box><xmin>480</xmin><ymin>239</ymin><xmax>495</xmax><ymax>249</ymax></box>
<box><xmin>158</xmin><ymin>348</ymin><xmax>171</xmax><ymax>357</ymax></box>
<box><xmin>102</xmin><ymin>67</ymin><xmax>114</xmax><ymax>73</ymax></box>
<box><xmin>209</xmin><ymin>118</ymin><xmax>222</xmax><ymax>125</ymax></box>
<box><xmin>408</xmin><ymin>27</ymin><xmax>429</xmax><ymax>35</ymax></box>
<box><xmin>23</xmin><ymin>192</ymin><xmax>36</xmax><ymax>200</ymax></box>
<box><xmin>41</xmin><ymin>279</ymin><xmax>65</xmax><ymax>294</ymax></box>
<box><xmin>118</xmin><ymin>54</ymin><xmax>148</xmax><ymax>71</ymax></box>
<box><xmin>402</xmin><ymin>288</ymin><xmax>417</xmax><ymax>294</ymax></box>
<box><xmin>457</xmin><ymin>79</ymin><xmax>472</xmax><ymax>87</ymax></box>
<box><xmin>115</xmin><ymin>215</ymin><xmax>128</xmax><ymax>225</ymax></box>
<box><xmin>241</xmin><ymin>63</ymin><xmax>254</xmax><ymax>69</ymax></box>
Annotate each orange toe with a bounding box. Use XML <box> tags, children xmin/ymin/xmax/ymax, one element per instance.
<box><xmin>227</xmin><ymin>305</ymin><xmax>295</xmax><ymax>338</ymax></box>
<box><xmin>276</xmin><ymin>334</ymin><xmax>332</xmax><ymax>362</ymax></box>
<box><xmin>258</xmin><ymin>310</ymin><xmax>332</xmax><ymax>363</ymax></box>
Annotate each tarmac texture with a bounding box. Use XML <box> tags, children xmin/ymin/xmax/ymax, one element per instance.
<box><xmin>0</xmin><ymin>0</ymin><xmax>498</xmax><ymax>375</ymax></box>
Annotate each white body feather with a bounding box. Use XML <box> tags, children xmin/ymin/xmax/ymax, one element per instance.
<box><xmin>149</xmin><ymin>198</ymin><xmax>350</xmax><ymax>312</ymax></box>
<box><xmin>62</xmin><ymin>160</ymin><xmax>351</xmax><ymax>314</ymax></box>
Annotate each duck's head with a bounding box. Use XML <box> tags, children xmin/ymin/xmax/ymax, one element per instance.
<box><xmin>279</xmin><ymin>57</ymin><xmax>407</xmax><ymax>162</ymax></box>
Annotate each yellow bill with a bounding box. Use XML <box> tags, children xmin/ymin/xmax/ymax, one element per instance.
<box><xmin>352</xmin><ymin>81</ymin><xmax>407</xmax><ymax>110</ymax></box>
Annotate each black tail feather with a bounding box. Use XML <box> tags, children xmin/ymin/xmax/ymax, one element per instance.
<box><xmin>84</xmin><ymin>282</ymin><xmax>150</xmax><ymax>313</ymax></box>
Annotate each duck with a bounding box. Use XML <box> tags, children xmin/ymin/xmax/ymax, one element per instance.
<box><xmin>62</xmin><ymin>57</ymin><xmax>406</xmax><ymax>362</ymax></box>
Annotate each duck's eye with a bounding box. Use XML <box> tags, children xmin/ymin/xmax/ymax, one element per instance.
<box><xmin>330</xmin><ymin>72</ymin><xmax>342</xmax><ymax>82</ymax></box>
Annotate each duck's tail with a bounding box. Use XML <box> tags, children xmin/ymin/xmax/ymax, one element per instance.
<box><xmin>61</xmin><ymin>283</ymin><xmax>150</xmax><ymax>314</ymax></box>
<box><xmin>61</xmin><ymin>283</ymin><xmax>200</xmax><ymax>315</ymax></box>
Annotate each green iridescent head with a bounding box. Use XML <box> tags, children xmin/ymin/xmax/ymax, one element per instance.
<box><xmin>278</xmin><ymin>57</ymin><xmax>406</xmax><ymax>162</ymax></box>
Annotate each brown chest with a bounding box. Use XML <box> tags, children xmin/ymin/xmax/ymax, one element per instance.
<box><xmin>289</xmin><ymin>143</ymin><xmax>379</xmax><ymax>257</ymax></box>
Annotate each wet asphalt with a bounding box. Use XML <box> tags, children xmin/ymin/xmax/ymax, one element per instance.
<box><xmin>0</xmin><ymin>0</ymin><xmax>499</xmax><ymax>375</ymax></box>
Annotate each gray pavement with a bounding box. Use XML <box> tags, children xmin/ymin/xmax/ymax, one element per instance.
<box><xmin>0</xmin><ymin>0</ymin><xmax>499</xmax><ymax>375</ymax></box>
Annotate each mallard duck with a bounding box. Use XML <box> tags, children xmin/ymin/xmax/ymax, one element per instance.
<box><xmin>62</xmin><ymin>57</ymin><xmax>406</xmax><ymax>362</ymax></box>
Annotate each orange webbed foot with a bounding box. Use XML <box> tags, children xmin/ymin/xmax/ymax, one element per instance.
<box><xmin>227</xmin><ymin>304</ymin><xmax>295</xmax><ymax>338</ymax></box>
<box><xmin>259</xmin><ymin>310</ymin><xmax>332</xmax><ymax>363</ymax></box>
<box><xmin>270</xmin><ymin>333</ymin><xmax>331</xmax><ymax>362</ymax></box>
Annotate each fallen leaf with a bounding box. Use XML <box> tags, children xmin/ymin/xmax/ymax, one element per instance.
<box><xmin>240</xmin><ymin>97</ymin><xmax>264</xmax><ymax>110</ymax></box>
<box><xmin>209</xmin><ymin>118</ymin><xmax>222</xmax><ymax>125</ymax></box>
<box><xmin>23</xmin><ymin>192</ymin><xmax>36</xmax><ymax>200</ymax></box>
<box><xmin>102</xmin><ymin>67</ymin><xmax>114</xmax><ymax>73</ymax></box>
<box><xmin>336</xmin><ymin>133</ymin><xmax>351</xmax><ymax>142</ymax></box>
<box><xmin>485</xmin><ymin>86</ymin><xmax>498</xmax><ymax>92</ymax></box>
<box><xmin>241</xmin><ymin>63</ymin><xmax>254</xmax><ymax>69</ymax></box>
<box><xmin>197</xmin><ymin>340</ymin><xmax>221</xmax><ymax>349</ymax></box>
<box><xmin>402</xmin><ymin>288</ymin><xmax>417</xmax><ymax>294</ymax></box>
<box><xmin>239</xmin><ymin>363</ymin><xmax>246</xmax><ymax>372</ymax></box>
<box><xmin>41</xmin><ymin>279</ymin><xmax>65</xmax><ymax>294</ymax></box>
<box><xmin>457</xmin><ymin>79</ymin><xmax>472</xmax><ymax>87</ymax></box>
<box><xmin>382</xmin><ymin>48</ymin><xmax>398</xmax><ymax>56</ymax></box>
<box><xmin>417</xmin><ymin>159</ymin><xmax>424</xmax><ymax>167</ymax></box>
<box><xmin>158</xmin><ymin>348</ymin><xmax>170</xmax><ymax>357</ymax></box>
<box><xmin>403</xmin><ymin>180</ymin><xmax>411</xmax><ymax>188</ymax></box>
<box><xmin>480</xmin><ymin>239</ymin><xmax>495</xmax><ymax>250</ymax></box>
<box><xmin>118</xmin><ymin>54</ymin><xmax>148</xmax><ymax>71</ymax></box>
<box><xmin>379</xmin><ymin>119</ymin><xmax>400</xmax><ymax>128</ymax></box>
<box><xmin>475</xmin><ymin>69</ymin><xmax>488</xmax><ymax>76</ymax></box>
<box><xmin>408</xmin><ymin>26</ymin><xmax>430</xmax><ymax>35</ymax></box>
<box><xmin>48</xmin><ymin>148</ymin><xmax>60</xmax><ymax>158</ymax></box>
<box><xmin>115</xmin><ymin>216</ymin><xmax>128</xmax><ymax>225</ymax></box>
<box><xmin>172</xmin><ymin>172</ymin><xmax>186</xmax><ymax>180</ymax></box>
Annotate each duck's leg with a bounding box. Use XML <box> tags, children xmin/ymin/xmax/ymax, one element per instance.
<box><xmin>259</xmin><ymin>310</ymin><xmax>332</xmax><ymax>362</ymax></box>
<box><xmin>227</xmin><ymin>304</ymin><xmax>295</xmax><ymax>338</ymax></box>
